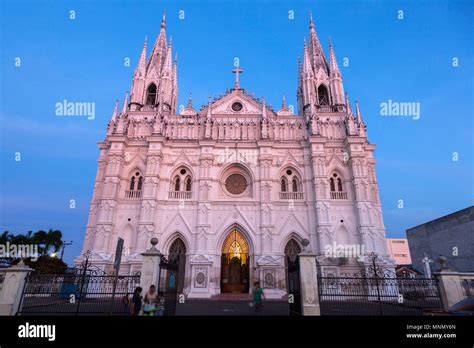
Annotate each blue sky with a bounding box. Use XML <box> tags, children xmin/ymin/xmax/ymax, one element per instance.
<box><xmin>0</xmin><ymin>0</ymin><xmax>472</xmax><ymax>265</ymax></box>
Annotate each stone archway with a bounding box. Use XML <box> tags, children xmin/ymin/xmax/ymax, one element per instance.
<box><xmin>220</xmin><ymin>228</ymin><xmax>250</xmax><ymax>293</ymax></box>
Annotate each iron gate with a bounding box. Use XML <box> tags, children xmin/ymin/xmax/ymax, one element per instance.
<box><xmin>317</xmin><ymin>276</ymin><xmax>442</xmax><ymax>315</ymax></box>
<box><xmin>287</xmin><ymin>255</ymin><xmax>301</xmax><ymax>315</ymax></box>
<box><xmin>17</xmin><ymin>271</ymin><xmax>140</xmax><ymax>315</ymax></box>
<box><xmin>158</xmin><ymin>254</ymin><xmax>181</xmax><ymax>316</ymax></box>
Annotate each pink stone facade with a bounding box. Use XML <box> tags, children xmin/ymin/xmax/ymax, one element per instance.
<box><xmin>77</xmin><ymin>13</ymin><xmax>394</xmax><ymax>298</ymax></box>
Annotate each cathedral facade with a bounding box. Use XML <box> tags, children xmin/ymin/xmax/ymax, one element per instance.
<box><xmin>77</xmin><ymin>13</ymin><xmax>393</xmax><ymax>298</ymax></box>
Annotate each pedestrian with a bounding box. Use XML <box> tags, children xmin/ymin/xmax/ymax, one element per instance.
<box><xmin>143</xmin><ymin>285</ymin><xmax>158</xmax><ymax>316</ymax></box>
<box><xmin>155</xmin><ymin>291</ymin><xmax>165</xmax><ymax>316</ymax></box>
<box><xmin>130</xmin><ymin>286</ymin><xmax>143</xmax><ymax>316</ymax></box>
<box><xmin>251</xmin><ymin>281</ymin><xmax>265</xmax><ymax>314</ymax></box>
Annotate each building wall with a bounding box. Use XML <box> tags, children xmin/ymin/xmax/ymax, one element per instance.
<box><xmin>407</xmin><ymin>206</ymin><xmax>474</xmax><ymax>273</ymax></box>
<box><xmin>386</xmin><ymin>238</ymin><xmax>411</xmax><ymax>265</ymax></box>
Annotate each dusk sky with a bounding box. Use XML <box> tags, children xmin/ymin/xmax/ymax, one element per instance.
<box><xmin>0</xmin><ymin>0</ymin><xmax>472</xmax><ymax>264</ymax></box>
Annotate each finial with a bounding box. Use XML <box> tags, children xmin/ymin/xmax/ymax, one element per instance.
<box><xmin>169</xmin><ymin>35</ymin><xmax>172</xmax><ymax>47</ymax></box>
<box><xmin>121</xmin><ymin>91</ymin><xmax>129</xmax><ymax>114</ymax></box>
<box><xmin>309</xmin><ymin>11</ymin><xmax>314</xmax><ymax>30</ymax></box>
<box><xmin>329</xmin><ymin>36</ymin><xmax>332</xmax><ymax>48</ymax></box>
<box><xmin>187</xmin><ymin>93</ymin><xmax>193</xmax><ymax>107</ymax></box>
<box><xmin>111</xmin><ymin>99</ymin><xmax>119</xmax><ymax>120</ymax></box>
<box><xmin>282</xmin><ymin>95</ymin><xmax>287</xmax><ymax>108</ymax></box>
<box><xmin>161</xmin><ymin>9</ymin><xmax>166</xmax><ymax>29</ymax></box>
<box><xmin>232</xmin><ymin>65</ymin><xmax>244</xmax><ymax>89</ymax></box>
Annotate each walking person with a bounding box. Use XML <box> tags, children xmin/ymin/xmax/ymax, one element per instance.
<box><xmin>143</xmin><ymin>285</ymin><xmax>158</xmax><ymax>316</ymax></box>
<box><xmin>155</xmin><ymin>291</ymin><xmax>165</xmax><ymax>316</ymax></box>
<box><xmin>251</xmin><ymin>281</ymin><xmax>265</xmax><ymax>314</ymax></box>
<box><xmin>130</xmin><ymin>286</ymin><xmax>143</xmax><ymax>316</ymax></box>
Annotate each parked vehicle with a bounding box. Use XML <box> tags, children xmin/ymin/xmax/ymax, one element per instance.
<box><xmin>424</xmin><ymin>296</ymin><xmax>474</xmax><ymax>316</ymax></box>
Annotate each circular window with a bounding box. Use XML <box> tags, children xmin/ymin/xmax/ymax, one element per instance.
<box><xmin>135</xmin><ymin>172</ymin><xmax>140</xmax><ymax>176</ymax></box>
<box><xmin>286</xmin><ymin>169</ymin><xmax>293</xmax><ymax>175</ymax></box>
<box><xmin>231</xmin><ymin>102</ymin><xmax>243</xmax><ymax>112</ymax></box>
<box><xmin>180</xmin><ymin>169</ymin><xmax>187</xmax><ymax>175</ymax></box>
<box><xmin>225</xmin><ymin>174</ymin><xmax>247</xmax><ymax>195</ymax></box>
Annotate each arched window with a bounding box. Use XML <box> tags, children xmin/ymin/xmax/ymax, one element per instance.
<box><xmin>329</xmin><ymin>177</ymin><xmax>335</xmax><ymax>192</ymax></box>
<box><xmin>284</xmin><ymin>239</ymin><xmax>302</xmax><ymax>255</ymax></box>
<box><xmin>170</xmin><ymin>167</ymin><xmax>193</xmax><ymax>199</ymax></box>
<box><xmin>185</xmin><ymin>177</ymin><xmax>192</xmax><ymax>191</ymax></box>
<box><xmin>337</xmin><ymin>178</ymin><xmax>343</xmax><ymax>192</ymax></box>
<box><xmin>330</xmin><ymin>173</ymin><xmax>347</xmax><ymax>199</ymax></box>
<box><xmin>146</xmin><ymin>84</ymin><xmax>157</xmax><ymax>105</ymax></box>
<box><xmin>127</xmin><ymin>171</ymin><xmax>143</xmax><ymax>198</ymax></box>
<box><xmin>292</xmin><ymin>177</ymin><xmax>299</xmax><ymax>192</ymax></box>
<box><xmin>280</xmin><ymin>168</ymin><xmax>302</xmax><ymax>199</ymax></box>
<box><xmin>174</xmin><ymin>176</ymin><xmax>181</xmax><ymax>191</ymax></box>
<box><xmin>317</xmin><ymin>85</ymin><xmax>329</xmax><ymax>106</ymax></box>
<box><xmin>281</xmin><ymin>178</ymin><xmax>288</xmax><ymax>192</ymax></box>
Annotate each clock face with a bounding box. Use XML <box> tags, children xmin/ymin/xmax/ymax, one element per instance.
<box><xmin>225</xmin><ymin>174</ymin><xmax>247</xmax><ymax>195</ymax></box>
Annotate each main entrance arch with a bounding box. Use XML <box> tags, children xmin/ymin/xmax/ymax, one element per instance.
<box><xmin>220</xmin><ymin>229</ymin><xmax>250</xmax><ymax>293</ymax></box>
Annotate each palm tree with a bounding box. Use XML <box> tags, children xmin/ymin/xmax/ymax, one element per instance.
<box><xmin>33</xmin><ymin>229</ymin><xmax>63</xmax><ymax>256</ymax></box>
<box><xmin>0</xmin><ymin>231</ymin><xmax>11</xmax><ymax>244</ymax></box>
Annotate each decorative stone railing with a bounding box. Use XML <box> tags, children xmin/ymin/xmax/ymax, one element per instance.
<box><xmin>168</xmin><ymin>191</ymin><xmax>192</xmax><ymax>199</ymax></box>
<box><xmin>125</xmin><ymin>190</ymin><xmax>142</xmax><ymax>198</ymax></box>
<box><xmin>279</xmin><ymin>192</ymin><xmax>303</xmax><ymax>200</ymax></box>
<box><xmin>330</xmin><ymin>191</ymin><xmax>348</xmax><ymax>200</ymax></box>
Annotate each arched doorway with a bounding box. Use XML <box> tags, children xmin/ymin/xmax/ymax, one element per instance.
<box><xmin>168</xmin><ymin>238</ymin><xmax>186</xmax><ymax>293</ymax></box>
<box><xmin>221</xmin><ymin>229</ymin><xmax>250</xmax><ymax>293</ymax></box>
<box><xmin>285</xmin><ymin>239</ymin><xmax>302</xmax><ymax>315</ymax></box>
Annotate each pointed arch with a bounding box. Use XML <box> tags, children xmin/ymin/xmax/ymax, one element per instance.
<box><xmin>216</xmin><ymin>223</ymin><xmax>255</xmax><ymax>255</ymax></box>
<box><xmin>317</xmin><ymin>84</ymin><xmax>329</xmax><ymax>105</ymax></box>
<box><xmin>145</xmin><ymin>83</ymin><xmax>157</xmax><ymax>105</ymax></box>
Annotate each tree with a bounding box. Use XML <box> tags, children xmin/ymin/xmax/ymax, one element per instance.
<box><xmin>0</xmin><ymin>231</ymin><xmax>11</xmax><ymax>244</ymax></box>
<box><xmin>33</xmin><ymin>229</ymin><xmax>63</xmax><ymax>256</ymax></box>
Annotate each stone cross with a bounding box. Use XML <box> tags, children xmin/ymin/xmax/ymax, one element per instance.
<box><xmin>422</xmin><ymin>253</ymin><xmax>433</xmax><ymax>278</ymax></box>
<box><xmin>232</xmin><ymin>66</ymin><xmax>244</xmax><ymax>89</ymax></box>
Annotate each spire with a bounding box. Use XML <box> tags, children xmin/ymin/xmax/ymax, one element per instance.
<box><xmin>111</xmin><ymin>99</ymin><xmax>119</xmax><ymax>121</ymax></box>
<box><xmin>147</xmin><ymin>10</ymin><xmax>167</xmax><ymax>72</ymax></box>
<box><xmin>307</xmin><ymin>12</ymin><xmax>327</xmax><ymax>71</ymax></box>
<box><xmin>328</xmin><ymin>37</ymin><xmax>341</xmax><ymax>76</ymax></box>
<box><xmin>121</xmin><ymin>92</ymin><xmax>129</xmax><ymax>114</ymax></box>
<box><xmin>282</xmin><ymin>95</ymin><xmax>287</xmax><ymax>109</ymax></box>
<box><xmin>206</xmin><ymin>96</ymin><xmax>212</xmax><ymax>119</ymax></box>
<box><xmin>262</xmin><ymin>97</ymin><xmax>267</xmax><ymax>118</ymax></box>
<box><xmin>303</xmin><ymin>39</ymin><xmax>313</xmax><ymax>77</ymax></box>
<box><xmin>355</xmin><ymin>100</ymin><xmax>363</xmax><ymax>124</ymax></box>
<box><xmin>134</xmin><ymin>36</ymin><xmax>148</xmax><ymax>77</ymax></box>
<box><xmin>161</xmin><ymin>9</ymin><xmax>166</xmax><ymax>29</ymax></box>
<box><xmin>187</xmin><ymin>93</ymin><xmax>193</xmax><ymax>108</ymax></box>
<box><xmin>345</xmin><ymin>92</ymin><xmax>353</xmax><ymax>116</ymax></box>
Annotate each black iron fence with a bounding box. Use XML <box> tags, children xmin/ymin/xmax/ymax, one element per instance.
<box><xmin>318</xmin><ymin>276</ymin><xmax>442</xmax><ymax>315</ymax></box>
<box><xmin>17</xmin><ymin>273</ymin><xmax>140</xmax><ymax>315</ymax></box>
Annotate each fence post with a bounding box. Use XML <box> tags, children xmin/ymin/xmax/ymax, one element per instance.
<box><xmin>140</xmin><ymin>238</ymin><xmax>162</xmax><ymax>291</ymax></box>
<box><xmin>0</xmin><ymin>261</ymin><xmax>33</xmax><ymax>315</ymax></box>
<box><xmin>298</xmin><ymin>250</ymin><xmax>321</xmax><ymax>316</ymax></box>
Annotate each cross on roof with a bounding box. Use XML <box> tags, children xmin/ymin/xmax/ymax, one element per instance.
<box><xmin>232</xmin><ymin>66</ymin><xmax>244</xmax><ymax>89</ymax></box>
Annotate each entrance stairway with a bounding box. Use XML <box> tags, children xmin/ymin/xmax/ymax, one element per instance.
<box><xmin>210</xmin><ymin>293</ymin><xmax>251</xmax><ymax>301</ymax></box>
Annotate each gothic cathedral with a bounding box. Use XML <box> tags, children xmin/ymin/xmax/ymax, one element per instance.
<box><xmin>77</xmin><ymin>12</ymin><xmax>394</xmax><ymax>298</ymax></box>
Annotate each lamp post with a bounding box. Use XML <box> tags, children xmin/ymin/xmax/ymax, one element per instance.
<box><xmin>60</xmin><ymin>240</ymin><xmax>73</xmax><ymax>261</ymax></box>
